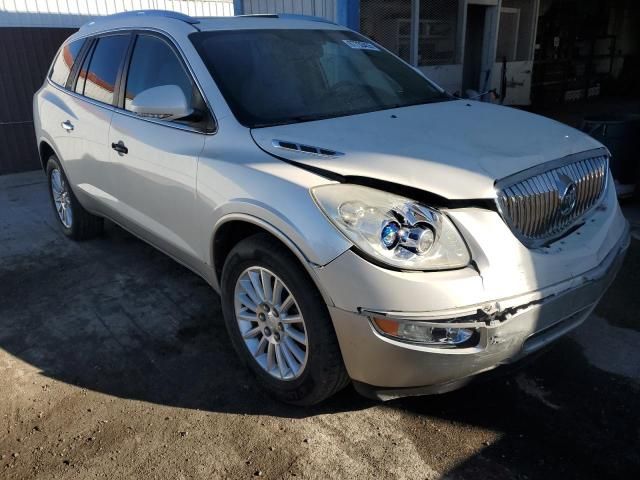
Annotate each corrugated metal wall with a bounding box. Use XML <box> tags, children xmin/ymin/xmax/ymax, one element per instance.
<box><xmin>242</xmin><ymin>0</ymin><xmax>337</xmax><ymax>22</ymax></box>
<box><xmin>0</xmin><ymin>27</ymin><xmax>75</xmax><ymax>174</ymax></box>
<box><xmin>0</xmin><ymin>0</ymin><xmax>234</xmax><ymax>175</ymax></box>
<box><xmin>0</xmin><ymin>0</ymin><xmax>234</xmax><ymax>27</ymax></box>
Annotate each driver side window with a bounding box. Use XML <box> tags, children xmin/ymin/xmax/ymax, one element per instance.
<box><xmin>124</xmin><ymin>34</ymin><xmax>208</xmax><ymax>128</ymax></box>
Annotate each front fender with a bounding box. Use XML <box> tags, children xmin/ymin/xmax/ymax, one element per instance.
<box><xmin>209</xmin><ymin>210</ymin><xmax>347</xmax><ymax>305</ymax></box>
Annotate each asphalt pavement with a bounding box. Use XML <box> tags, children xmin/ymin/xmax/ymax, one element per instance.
<box><xmin>1</xmin><ymin>171</ymin><xmax>639</xmax><ymax>479</ymax></box>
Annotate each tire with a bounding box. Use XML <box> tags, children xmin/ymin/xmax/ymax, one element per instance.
<box><xmin>221</xmin><ymin>233</ymin><xmax>349</xmax><ymax>405</ymax></box>
<box><xmin>46</xmin><ymin>155</ymin><xmax>103</xmax><ymax>240</ymax></box>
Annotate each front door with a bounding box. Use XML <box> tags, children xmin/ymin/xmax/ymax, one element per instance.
<box><xmin>108</xmin><ymin>33</ymin><xmax>210</xmax><ymax>267</ymax></box>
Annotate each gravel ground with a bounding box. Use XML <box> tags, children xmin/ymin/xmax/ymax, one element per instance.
<box><xmin>1</xmin><ymin>171</ymin><xmax>639</xmax><ymax>480</ymax></box>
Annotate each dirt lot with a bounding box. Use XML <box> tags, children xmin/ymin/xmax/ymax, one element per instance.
<box><xmin>1</xmin><ymin>171</ymin><xmax>639</xmax><ymax>480</ymax></box>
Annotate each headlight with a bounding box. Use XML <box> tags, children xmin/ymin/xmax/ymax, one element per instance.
<box><xmin>311</xmin><ymin>184</ymin><xmax>470</xmax><ymax>270</ymax></box>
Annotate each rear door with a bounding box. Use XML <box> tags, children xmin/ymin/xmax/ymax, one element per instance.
<box><xmin>107</xmin><ymin>32</ymin><xmax>211</xmax><ymax>267</ymax></box>
<box><xmin>65</xmin><ymin>33</ymin><xmax>132</xmax><ymax>213</ymax></box>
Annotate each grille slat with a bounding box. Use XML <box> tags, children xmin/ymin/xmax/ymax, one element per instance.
<box><xmin>530</xmin><ymin>179</ymin><xmax>542</xmax><ymax>236</ymax></box>
<box><xmin>496</xmin><ymin>153</ymin><xmax>609</xmax><ymax>247</ymax></box>
<box><xmin>534</xmin><ymin>176</ymin><xmax>549</xmax><ymax>236</ymax></box>
<box><xmin>573</xmin><ymin>162</ymin><xmax>587</xmax><ymax>213</ymax></box>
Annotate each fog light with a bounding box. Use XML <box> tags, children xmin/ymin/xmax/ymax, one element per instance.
<box><xmin>372</xmin><ymin>317</ymin><xmax>476</xmax><ymax>346</ymax></box>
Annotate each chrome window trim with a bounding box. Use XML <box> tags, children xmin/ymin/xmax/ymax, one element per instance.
<box><xmin>48</xmin><ymin>78</ymin><xmax>116</xmax><ymax>113</ymax></box>
<box><xmin>494</xmin><ymin>147</ymin><xmax>610</xmax><ymax>249</ymax></box>
<box><xmin>55</xmin><ymin>26</ymin><xmax>218</xmax><ymax>136</ymax></box>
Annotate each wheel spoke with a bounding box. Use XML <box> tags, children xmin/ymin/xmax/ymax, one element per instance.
<box><xmin>285</xmin><ymin>326</ymin><xmax>307</xmax><ymax>346</ymax></box>
<box><xmin>51</xmin><ymin>171</ymin><xmax>62</xmax><ymax>194</ymax></box>
<box><xmin>280</xmin><ymin>341</ymin><xmax>299</xmax><ymax>374</ymax></box>
<box><xmin>272</xmin><ymin>278</ymin><xmax>283</xmax><ymax>305</ymax></box>
<box><xmin>285</xmin><ymin>337</ymin><xmax>306</xmax><ymax>363</ymax></box>
<box><xmin>279</xmin><ymin>294</ymin><xmax>294</xmax><ymax>314</ymax></box>
<box><xmin>253</xmin><ymin>336</ymin><xmax>267</xmax><ymax>357</ymax></box>
<box><xmin>237</xmin><ymin>311</ymin><xmax>257</xmax><ymax>322</ymax></box>
<box><xmin>242</xmin><ymin>326</ymin><xmax>261</xmax><ymax>339</ymax></box>
<box><xmin>275</xmin><ymin>344</ymin><xmax>287</xmax><ymax>378</ymax></box>
<box><xmin>267</xmin><ymin>342</ymin><xmax>275</xmax><ymax>372</ymax></box>
<box><xmin>282</xmin><ymin>314</ymin><xmax>303</xmax><ymax>324</ymax></box>
<box><xmin>62</xmin><ymin>207</ymin><xmax>70</xmax><ymax>227</ymax></box>
<box><xmin>260</xmin><ymin>270</ymin><xmax>273</xmax><ymax>304</ymax></box>
<box><xmin>239</xmin><ymin>279</ymin><xmax>261</xmax><ymax>307</ymax></box>
<box><xmin>248</xmin><ymin>270</ymin><xmax>265</xmax><ymax>302</ymax></box>
<box><xmin>239</xmin><ymin>293</ymin><xmax>258</xmax><ymax>312</ymax></box>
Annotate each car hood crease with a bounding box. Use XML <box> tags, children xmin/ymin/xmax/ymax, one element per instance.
<box><xmin>250</xmin><ymin>100</ymin><xmax>602</xmax><ymax>200</ymax></box>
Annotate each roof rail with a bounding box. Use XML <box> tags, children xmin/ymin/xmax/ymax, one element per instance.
<box><xmin>276</xmin><ymin>14</ymin><xmax>337</xmax><ymax>25</ymax></box>
<box><xmin>232</xmin><ymin>13</ymin><xmax>337</xmax><ymax>25</ymax></box>
<box><xmin>81</xmin><ymin>10</ymin><xmax>199</xmax><ymax>30</ymax></box>
<box><xmin>234</xmin><ymin>14</ymin><xmax>279</xmax><ymax>19</ymax></box>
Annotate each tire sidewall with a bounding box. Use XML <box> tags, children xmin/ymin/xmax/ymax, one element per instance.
<box><xmin>221</xmin><ymin>238</ymin><xmax>335</xmax><ymax>404</ymax></box>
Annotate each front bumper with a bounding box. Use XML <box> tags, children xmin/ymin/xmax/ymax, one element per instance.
<box><xmin>322</xmin><ymin>222</ymin><xmax>630</xmax><ymax>400</ymax></box>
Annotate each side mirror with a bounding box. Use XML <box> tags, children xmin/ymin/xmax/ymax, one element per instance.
<box><xmin>129</xmin><ymin>85</ymin><xmax>193</xmax><ymax>121</ymax></box>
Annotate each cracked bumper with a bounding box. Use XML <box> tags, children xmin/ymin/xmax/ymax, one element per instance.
<box><xmin>321</xmin><ymin>223</ymin><xmax>630</xmax><ymax>400</ymax></box>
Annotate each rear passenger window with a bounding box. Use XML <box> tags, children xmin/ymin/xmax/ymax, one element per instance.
<box><xmin>124</xmin><ymin>35</ymin><xmax>195</xmax><ymax>112</ymax></box>
<box><xmin>50</xmin><ymin>38</ymin><xmax>86</xmax><ymax>87</ymax></box>
<box><xmin>81</xmin><ymin>35</ymin><xmax>130</xmax><ymax>105</ymax></box>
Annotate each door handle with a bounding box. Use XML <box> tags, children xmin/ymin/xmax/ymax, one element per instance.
<box><xmin>111</xmin><ymin>141</ymin><xmax>128</xmax><ymax>155</ymax></box>
<box><xmin>61</xmin><ymin>120</ymin><xmax>74</xmax><ymax>131</ymax></box>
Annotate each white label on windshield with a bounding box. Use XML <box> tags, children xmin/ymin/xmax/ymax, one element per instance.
<box><xmin>342</xmin><ymin>40</ymin><xmax>380</xmax><ymax>51</ymax></box>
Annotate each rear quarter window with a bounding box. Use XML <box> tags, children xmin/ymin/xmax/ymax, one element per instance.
<box><xmin>50</xmin><ymin>38</ymin><xmax>86</xmax><ymax>87</ymax></box>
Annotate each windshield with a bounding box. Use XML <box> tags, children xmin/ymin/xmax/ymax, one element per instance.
<box><xmin>190</xmin><ymin>29</ymin><xmax>451</xmax><ymax>128</ymax></box>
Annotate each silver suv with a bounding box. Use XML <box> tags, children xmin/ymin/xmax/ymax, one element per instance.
<box><xmin>33</xmin><ymin>11</ymin><xmax>629</xmax><ymax>405</ymax></box>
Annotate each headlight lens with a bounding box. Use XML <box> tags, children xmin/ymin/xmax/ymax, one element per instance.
<box><xmin>311</xmin><ymin>184</ymin><xmax>470</xmax><ymax>270</ymax></box>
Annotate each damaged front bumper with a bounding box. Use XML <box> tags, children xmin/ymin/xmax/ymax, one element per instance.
<box><xmin>320</xmin><ymin>222</ymin><xmax>630</xmax><ymax>401</ymax></box>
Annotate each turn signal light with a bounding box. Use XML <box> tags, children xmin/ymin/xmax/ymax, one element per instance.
<box><xmin>371</xmin><ymin>316</ymin><xmax>476</xmax><ymax>347</ymax></box>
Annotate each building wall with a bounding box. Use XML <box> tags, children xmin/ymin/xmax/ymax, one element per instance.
<box><xmin>360</xmin><ymin>0</ymin><xmax>539</xmax><ymax>102</ymax></box>
<box><xmin>0</xmin><ymin>0</ymin><xmax>234</xmax><ymax>27</ymax></box>
<box><xmin>241</xmin><ymin>0</ymin><xmax>337</xmax><ymax>21</ymax></box>
<box><xmin>0</xmin><ymin>0</ymin><xmax>234</xmax><ymax>175</ymax></box>
<box><xmin>0</xmin><ymin>27</ymin><xmax>75</xmax><ymax>174</ymax></box>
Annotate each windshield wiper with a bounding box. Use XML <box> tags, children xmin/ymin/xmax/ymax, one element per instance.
<box><xmin>251</xmin><ymin>112</ymin><xmax>353</xmax><ymax>128</ymax></box>
<box><xmin>250</xmin><ymin>95</ymin><xmax>455</xmax><ymax>128</ymax></box>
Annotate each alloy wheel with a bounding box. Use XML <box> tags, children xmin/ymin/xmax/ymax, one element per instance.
<box><xmin>234</xmin><ymin>266</ymin><xmax>309</xmax><ymax>380</ymax></box>
<box><xmin>50</xmin><ymin>168</ymin><xmax>73</xmax><ymax>229</ymax></box>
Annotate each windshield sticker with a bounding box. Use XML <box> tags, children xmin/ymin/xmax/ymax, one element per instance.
<box><xmin>342</xmin><ymin>40</ymin><xmax>380</xmax><ymax>51</ymax></box>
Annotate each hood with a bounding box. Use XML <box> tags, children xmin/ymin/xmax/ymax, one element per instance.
<box><xmin>251</xmin><ymin>100</ymin><xmax>602</xmax><ymax>200</ymax></box>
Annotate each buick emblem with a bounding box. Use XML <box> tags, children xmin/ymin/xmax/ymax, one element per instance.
<box><xmin>556</xmin><ymin>173</ymin><xmax>577</xmax><ymax>216</ymax></box>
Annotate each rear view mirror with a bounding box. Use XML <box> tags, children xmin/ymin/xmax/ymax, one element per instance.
<box><xmin>129</xmin><ymin>85</ymin><xmax>193</xmax><ymax>121</ymax></box>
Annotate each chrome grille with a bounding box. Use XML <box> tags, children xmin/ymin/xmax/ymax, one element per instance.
<box><xmin>496</xmin><ymin>149</ymin><xmax>609</xmax><ymax>247</ymax></box>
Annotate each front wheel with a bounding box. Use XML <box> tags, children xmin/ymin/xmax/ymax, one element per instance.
<box><xmin>220</xmin><ymin>233</ymin><xmax>349</xmax><ymax>405</ymax></box>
